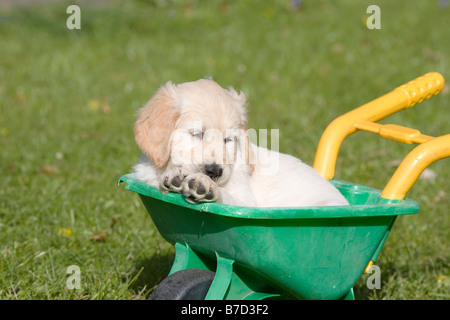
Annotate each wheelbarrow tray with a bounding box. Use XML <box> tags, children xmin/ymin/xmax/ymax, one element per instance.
<box><xmin>119</xmin><ymin>173</ymin><xmax>419</xmax><ymax>300</ymax></box>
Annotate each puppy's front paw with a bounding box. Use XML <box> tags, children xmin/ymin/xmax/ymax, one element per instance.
<box><xmin>182</xmin><ymin>173</ymin><xmax>220</xmax><ymax>203</ymax></box>
<box><xmin>160</xmin><ymin>168</ymin><xmax>186</xmax><ymax>193</ymax></box>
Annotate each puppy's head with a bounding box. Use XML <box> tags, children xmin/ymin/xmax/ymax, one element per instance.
<box><xmin>135</xmin><ymin>79</ymin><xmax>253</xmax><ymax>184</ymax></box>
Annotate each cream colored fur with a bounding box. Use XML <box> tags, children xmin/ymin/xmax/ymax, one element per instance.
<box><xmin>133</xmin><ymin>79</ymin><xmax>348</xmax><ymax>207</ymax></box>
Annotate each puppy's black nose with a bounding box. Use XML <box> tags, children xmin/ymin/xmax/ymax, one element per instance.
<box><xmin>205</xmin><ymin>164</ymin><xmax>223</xmax><ymax>180</ymax></box>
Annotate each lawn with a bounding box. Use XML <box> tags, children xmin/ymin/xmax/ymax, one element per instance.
<box><xmin>0</xmin><ymin>0</ymin><xmax>448</xmax><ymax>299</ymax></box>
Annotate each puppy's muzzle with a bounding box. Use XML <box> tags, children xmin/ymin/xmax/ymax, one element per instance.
<box><xmin>205</xmin><ymin>164</ymin><xmax>223</xmax><ymax>180</ymax></box>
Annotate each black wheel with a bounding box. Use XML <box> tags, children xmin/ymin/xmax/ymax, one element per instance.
<box><xmin>150</xmin><ymin>268</ymin><xmax>215</xmax><ymax>300</ymax></box>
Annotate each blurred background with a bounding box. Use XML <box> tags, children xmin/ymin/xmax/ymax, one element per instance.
<box><xmin>0</xmin><ymin>0</ymin><xmax>448</xmax><ymax>299</ymax></box>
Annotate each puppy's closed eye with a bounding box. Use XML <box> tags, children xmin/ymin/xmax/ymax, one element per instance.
<box><xmin>192</xmin><ymin>132</ymin><xmax>204</xmax><ymax>140</ymax></box>
<box><xmin>224</xmin><ymin>137</ymin><xmax>235</xmax><ymax>144</ymax></box>
<box><xmin>188</xmin><ymin>128</ymin><xmax>204</xmax><ymax>140</ymax></box>
<box><xmin>190</xmin><ymin>130</ymin><xmax>234</xmax><ymax>144</ymax></box>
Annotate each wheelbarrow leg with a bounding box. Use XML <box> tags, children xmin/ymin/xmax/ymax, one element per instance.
<box><xmin>166</xmin><ymin>244</ymin><xmax>282</xmax><ymax>300</ymax></box>
<box><xmin>341</xmin><ymin>288</ymin><xmax>355</xmax><ymax>300</ymax></box>
<box><xmin>205</xmin><ymin>253</ymin><xmax>283</xmax><ymax>300</ymax></box>
<box><xmin>205</xmin><ymin>254</ymin><xmax>234</xmax><ymax>300</ymax></box>
<box><xmin>169</xmin><ymin>242</ymin><xmax>212</xmax><ymax>275</ymax></box>
<box><xmin>150</xmin><ymin>243</ymin><xmax>217</xmax><ymax>300</ymax></box>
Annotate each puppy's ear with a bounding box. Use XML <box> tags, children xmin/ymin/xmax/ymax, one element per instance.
<box><xmin>228</xmin><ymin>87</ymin><xmax>248</xmax><ymax>126</ymax></box>
<box><xmin>242</xmin><ymin>123</ymin><xmax>256</xmax><ymax>175</ymax></box>
<box><xmin>229</xmin><ymin>87</ymin><xmax>254</xmax><ymax>175</ymax></box>
<box><xmin>228</xmin><ymin>87</ymin><xmax>246</xmax><ymax>105</ymax></box>
<box><xmin>134</xmin><ymin>82</ymin><xmax>180</xmax><ymax>169</ymax></box>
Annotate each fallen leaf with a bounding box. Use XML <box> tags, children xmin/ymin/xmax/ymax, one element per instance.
<box><xmin>422</xmin><ymin>48</ymin><xmax>441</xmax><ymax>63</ymax></box>
<box><xmin>331</xmin><ymin>43</ymin><xmax>345</xmax><ymax>54</ymax></box>
<box><xmin>110</xmin><ymin>216</ymin><xmax>120</xmax><ymax>229</ymax></box>
<box><xmin>40</xmin><ymin>165</ymin><xmax>57</xmax><ymax>175</ymax></box>
<box><xmin>102</xmin><ymin>104</ymin><xmax>111</xmax><ymax>114</ymax></box>
<box><xmin>90</xmin><ymin>231</ymin><xmax>108</xmax><ymax>242</ymax></box>
<box><xmin>7</xmin><ymin>162</ymin><xmax>16</xmax><ymax>174</ymax></box>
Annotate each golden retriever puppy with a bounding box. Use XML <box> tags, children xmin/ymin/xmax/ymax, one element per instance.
<box><xmin>133</xmin><ymin>79</ymin><xmax>348</xmax><ymax>207</ymax></box>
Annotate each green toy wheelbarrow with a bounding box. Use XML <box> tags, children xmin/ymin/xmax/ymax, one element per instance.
<box><xmin>119</xmin><ymin>72</ymin><xmax>449</xmax><ymax>300</ymax></box>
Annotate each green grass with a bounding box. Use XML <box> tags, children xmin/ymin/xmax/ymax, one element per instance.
<box><xmin>0</xmin><ymin>0</ymin><xmax>449</xmax><ymax>299</ymax></box>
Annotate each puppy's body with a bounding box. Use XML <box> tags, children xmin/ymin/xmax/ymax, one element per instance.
<box><xmin>248</xmin><ymin>145</ymin><xmax>348</xmax><ymax>206</ymax></box>
<box><xmin>133</xmin><ymin>79</ymin><xmax>348</xmax><ymax>207</ymax></box>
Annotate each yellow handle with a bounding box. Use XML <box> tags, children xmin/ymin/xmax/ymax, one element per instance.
<box><xmin>313</xmin><ymin>72</ymin><xmax>447</xmax><ymax>200</ymax></box>
<box><xmin>381</xmin><ymin>134</ymin><xmax>450</xmax><ymax>200</ymax></box>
